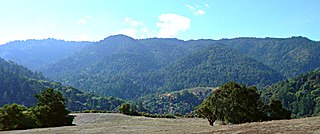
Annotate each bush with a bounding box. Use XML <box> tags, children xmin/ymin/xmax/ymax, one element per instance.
<box><xmin>0</xmin><ymin>88</ymin><xmax>75</xmax><ymax>130</ymax></box>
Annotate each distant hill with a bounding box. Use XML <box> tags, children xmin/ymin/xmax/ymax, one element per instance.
<box><xmin>1</xmin><ymin>35</ymin><xmax>319</xmax><ymax>100</ymax></box>
<box><xmin>262</xmin><ymin>68</ymin><xmax>320</xmax><ymax>117</ymax></box>
<box><xmin>0</xmin><ymin>57</ymin><xmax>123</xmax><ymax>111</ymax></box>
<box><xmin>219</xmin><ymin>37</ymin><xmax>320</xmax><ymax>77</ymax></box>
<box><xmin>0</xmin><ymin>38</ymin><xmax>91</xmax><ymax>71</ymax></box>
<box><xmin>42</xmin><ymin>35</ymin><xmax>284</xmax><ymax>99</ymax></box>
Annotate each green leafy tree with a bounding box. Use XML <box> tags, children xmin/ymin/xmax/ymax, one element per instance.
<box><xmin>33</xmin><ymin>88</ymin><xmax>74</xmax><ymax>127</ymax></box>
<box><xmin>0</xmin><ymin>103</ymin><xmax>36</xmax><ymax>130</ymax></box>
<box><xmin>196</xmin><ymin>82</ymin><xmax>277</xmax><ymax>125</ymax></box>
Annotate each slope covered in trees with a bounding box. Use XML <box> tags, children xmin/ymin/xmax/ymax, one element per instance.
<box><xmin>133</xmin><ymin>87</ymin><xmax>215</xmax><ymax>114</ymax></box>
<box><xmin>262</xmin><ymin>68</ymin><xmax>320</xmax><ymax>117</ymax></box>
<box><xmin>0</xmin><ymin>57</ymin><xmax>123</xmax><ymax>111</ymax></box>
<box><xmin>159</xmin><ymin>44</ymin><xmax>284</xmax><ymax>91</ymax></box>
<box><xmin>220</xmin><ymin>37</ymin><xmax>320</xmax><ymax>77</ymax></box>
<box><xmin>0</xmin><ymin>38</ymin><xmax>90</xmax><ymax>71</ymax></box>
<box><xmin>1</xmin><ymin>35</ymin><xmax>319</xmax><ymax>101</ymax></box>
<box><xmin>42</xmin><ymin>35</ymin><xmax>285</xmax><ymax>99</ymax></box>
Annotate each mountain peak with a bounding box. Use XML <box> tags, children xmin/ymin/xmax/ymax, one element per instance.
<box><xmin>102</xmin><ymin>34</ymin><xmax>135</xmax><ymax>41</ymax></box>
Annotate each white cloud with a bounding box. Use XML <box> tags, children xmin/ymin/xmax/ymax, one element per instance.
<box><xmin>185</xmin><ymin>4</ymin><xmax>196</xmax><ymax>11</ymax></box>
<box><xmin>117</xmin><ymin>17</ymin><xmax>157</xmax><ymax>39</ymax></box>
<box><xmin>185</xmin><ymin>4</ymin><xmax>208</xmax><ymax>16</ymax></box>
<box><xmin>194</xmin><ymin>10</ymin><xmax>205</xmax><ymax>16</ymax></box>
<box><xmin>156</xmin><ymin>13</ymin><xmax>191</xmax><ymax>38</ymax></box>
<box><xmin>78</xmin><ymin>16</ymin><xmax>91</xmax><ymax>25</ymax></box>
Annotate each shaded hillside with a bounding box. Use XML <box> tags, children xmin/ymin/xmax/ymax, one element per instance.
<box><xmin>262</xmin><ymin>68</ymin><xmax>320</xmax><ymax>117</ymax></box>
<box><xmin>0</xmin><ymin>57</ymin><xmax>45</xmax><ymax>106</ymax></box>
<box><xmin>43</xmin><ymin>35</ymin><xmax>283</xmax><ymax>99</ymax></box>
<box><xmin>0</xmin><ymin>38</ymin><xmax>90</xmax><ymax>71</ymax></box>
<box><xmin>0</xmin><ymin>57</ymin><xmax>123</xmax><ymax>111</ymax></box>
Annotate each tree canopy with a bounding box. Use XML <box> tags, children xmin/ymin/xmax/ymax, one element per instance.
<box><xmin>196</xmin><ymin>82</ymin><xmax>290</xmax><ymax>125</ymax></box>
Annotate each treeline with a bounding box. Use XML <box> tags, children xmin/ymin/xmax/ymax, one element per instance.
<box><xmin>118</xmin><ymin>103</ymin><xmax>175</xmax><ymax>119</ymax></box>
<box><xmin>0</xmin><ymin>88</ymin><xmax>73</xmax><ymax>130</ymax></box>
<box><xmin>196</xmin><ymin>82</ymin><xmax>291</xmax><ymax>125</ymax></box>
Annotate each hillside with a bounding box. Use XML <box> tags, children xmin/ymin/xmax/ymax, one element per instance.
<box><xmin>220</xmin><ymin>36</ymin><xmax>320</xmax><ymax>77</ymax></box>
<box><xmin>42</xmin><ymin>35</ymin><xmax>285</xmax><ymax>99</ymax></box>
<box><xmin>262</xmin><ymin>68</ymin><xmax>320</xmax><ymax>117</ymax></box>
<box><xmin>2</xmin><ymin>113</ymin><xmax>319</xmax><ymax>134</ymax></box>
<box><xmin>0</xmin><ymin>39</ymin><xmax>90</xmax><ymax>71</ymax></box>
<box><xmin>134</xmin><ymin>87</ymin><xmax>216</xmax><ymax>114</ymax></box>
<box><xmin>1</xmin><ymin>35</ymin><xmax>319</xmax><ymax>100</ymax></box>
<box><xmin>159</xmin><ymin>44</ymin><xmax>284</xmax><ymax>91</ymax></box>
<box><xmin>0</xmin><ymin>57</ymin><xmax>123</xmax><ymax>111</ymax></box>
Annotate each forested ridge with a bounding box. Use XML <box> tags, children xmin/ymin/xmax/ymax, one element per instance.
<box><xmin>0</xmin><ymin>57</ymin><xmax>124</xmax><ymax>111</ymax></box>
<box><xmin>40</xmin><ymin>35</ymin><xmax>307</xmax><ymax>99</ymax></box>
<box><xmin>219</xmin><ymin>37</ymin><xmax>320</xmax><ymax>77</ymax></box>
<box><xmin>0</xmin><ymin>35</ymin><xmax>320</xmax><ymax>117</ymax></box>
<box><xmin>0</xmin><ymin>38</ymin><xmax>90</xmax><ymax>71</ymax></box>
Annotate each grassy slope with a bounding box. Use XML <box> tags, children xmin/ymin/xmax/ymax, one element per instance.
<box><xmin>2</xmin><ymin>113</ymin><xmax>320</xmax><ymax>134</ymax></box>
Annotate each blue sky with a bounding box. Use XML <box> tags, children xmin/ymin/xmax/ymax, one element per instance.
<box><xmin>0</xmin><ymin>0</ymin><xmax>319</xmax><ymax>44</ymax></box>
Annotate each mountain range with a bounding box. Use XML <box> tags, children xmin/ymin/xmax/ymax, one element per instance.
<box><xmin>0</xmin><ymin>35</ymin><xmax>320</xmax><ymax>116</ymax></box>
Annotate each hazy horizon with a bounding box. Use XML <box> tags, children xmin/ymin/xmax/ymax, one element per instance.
<box><xmin>1</xmin><ymin>0</ymin><xmax>319</xmax><ymax>44</ymax></box>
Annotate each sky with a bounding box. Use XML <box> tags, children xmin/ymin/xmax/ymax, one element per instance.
<box><xmin>0</xmin><ymin>0</ymin><xmax>319</xmax><ymax>44</ymax></box>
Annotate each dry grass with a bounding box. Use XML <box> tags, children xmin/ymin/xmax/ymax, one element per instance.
<box><xmin>1</xmin><ymin>113</ymin><xmax>320</xmax><ymax>134</ymax></box>
<box><xmin>205</xmin><ymin>116</ymin><xmax>320</xmax><ymax>134</ymax></box>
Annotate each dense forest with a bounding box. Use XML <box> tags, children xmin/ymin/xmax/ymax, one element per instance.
<box><xmin>0</xmin><ymin>35</ymin><xmax>319</xmax><ymax>117</ymax></box>
<box><xmin>262</xmin><ymin>69</ymin><xmax>320</xmax><ymax>117</ymax></box>
<box><xmin>0</xmin><ymin>57</ymin><xmax>123</xmax><ymax>111</ymax></box>
<box><xmin>34</xmin><ymin>35</ymin><xmax>314</xmax><ymax>99</ymax></box>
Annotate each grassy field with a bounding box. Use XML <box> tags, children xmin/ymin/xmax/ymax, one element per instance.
<box><xmin>1</xmin><ymin>113</ymin><xmax>320</xmax><ymax>134</ymax></box>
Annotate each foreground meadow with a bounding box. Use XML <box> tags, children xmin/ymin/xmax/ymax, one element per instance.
<box><xmin>1</xmin><ymin>113</ymin><xmax>320</xmax><ymax>134</ymax></box>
